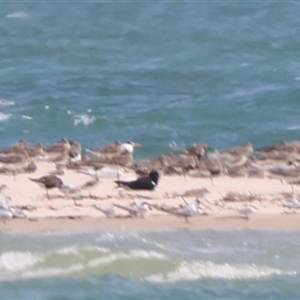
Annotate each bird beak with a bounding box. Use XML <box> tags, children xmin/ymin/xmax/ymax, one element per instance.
<box><xmin>133</xmin><ymin>142</ymin><xmax>142</xmax><ymax>148</ymax></box>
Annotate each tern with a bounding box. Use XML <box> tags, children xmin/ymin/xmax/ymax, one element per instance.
<box><xmin>0</xmin><ymin>209</ymin><xmax>13</xmax><ymax>223</ymax></box>
<box><xmin>162</xmin><ymin>198</ymin><xmax>204</xmax><ymax>223</ymax></box>
<box><xmin>0</xmin><ymin>196</ymin><xmax>12</xmax><ymax>210</ymax></box>
<box><xmin>236</xmin><ymin>204</ymin><xmax>257</xmax><ymax>219</ymax></box>
<box><xmin>94</xmin><ymin>204</ymin><xmax>116</xmax><ymax>218</ymax></box>
<box><xmin>113</xmin><ymin>202</ymin><xmax>151</xmax><ymax>218</ymax></box>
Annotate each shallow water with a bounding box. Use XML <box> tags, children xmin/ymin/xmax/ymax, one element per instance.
<box><xmin>1</xmin><ymin>229</ymin><xmax>300</xmax><ymax>299</ymax></box>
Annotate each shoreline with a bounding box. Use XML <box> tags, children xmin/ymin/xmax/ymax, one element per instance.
<box><xmin>2</xmin><ymin>214</ymin><xmax>300</xmax><ymax>232</ymax></box>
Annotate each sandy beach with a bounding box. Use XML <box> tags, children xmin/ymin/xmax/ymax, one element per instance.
<box><xmin>1</xmin><ymin>155</ymin><xmax>300</xmax><ymax>231</ymax></box>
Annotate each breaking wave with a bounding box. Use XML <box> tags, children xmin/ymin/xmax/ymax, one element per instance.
<box><xmin>146</xmin><ymin>261</ymin><xmax>297</xmax><ymax>283</ymax></box>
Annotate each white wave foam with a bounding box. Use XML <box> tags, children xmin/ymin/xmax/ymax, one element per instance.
<box><xmin>130</xmin><ymin>250</ymin><xmax>167</xmax><ymax>260</ymax></box>
<box><xmin>22</xmin><ymin>115</ymin><xmax>33</xmax><ymax>120</ymax></box>
<box><xmin>0</xmin><ymin>98</ymin><xmax>15</xmax><ymax>107</ymax></box>
<box><xmin>6</xmin><ymin>11</ymin><xmax>29</xmax><ymax>19</ymax></box>
<box><xmin>21</xmin><ymin>264</ymin><xmax>84</xmax><ymax>280</ymax></box>
<box><xmin>0</xmin><ymin>252</ymin><xmax>41</xmax><ymax>272</ymax></box>
<box><xmin>0</xmin><ymin>112</ymin><xmax>11</xmax><ymax>122</ymax></box>
<box><xmin>55</xmin><ymin>245</ymin><xmax>109</xmax><ymax>255</ymax></box>
<box><xmin>88</xmin><ymin>250</ymin><xmax>167</xmax><ymax>268</ymax></box>
<box><xmin>287</xmin><ymin>125</ymin><xmax>300</xmax><ymax>131</ymax></box>
<box><xmin>84</xmin><ymin>246</ymin><xmax>110</xmax><ymax>253</ymax></box>
<box><xmin>55</xmin><ymin>246</ymin><xmax>80</xmax><ymax>255</ymax></box>
<box><xmin>146</xmin><ymin>261</ymin><xmax>296</xmax><ymax>283</ymax></box>
<box><xmin>74</xmin><ymin>114</ymin><xmax>95</xmax><ymax>126</ymax></box>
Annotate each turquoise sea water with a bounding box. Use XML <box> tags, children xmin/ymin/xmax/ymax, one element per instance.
<box><xmin>1</xmin><ymin>2</ymin><xmax>300</xmax><ymax>299</ymax></box>
<box><xmin>1</xmin><ymin>230</ymin><xmax>300</xmax><ymax>299</ymax></box>
<box><xmin>0</xmin><ymin>2</ymin><xmax>300</xmax><ymax>158</ymax></box>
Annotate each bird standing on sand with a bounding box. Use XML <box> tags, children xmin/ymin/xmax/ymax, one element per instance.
<box><xmin>113</xmin><ymin>202</ymin><xmax>151</xmax><ymax>218</ymax></box>
<box><xmin>0</xmin><ymin>196</ymin><xmax>28</xmax><ymax>223</ymax></box>
<box><xmin>161</xmin><ymin>198</ymin><xmax>204</xmax><ymax>223</ymax></box>
<box><xmin>86</xmin><ymin>141</ymin><xmax>141</xmax><ymax>167</ymax></box>
<box><xmin>115</xmin><ymin>170</ymin><xmax>160</xmax><ymax>191</ymax></box>
<box><xmin>93</xmin><ymin>204</ymin><xmax>116</xmax><ymax>218</ymax></box>
<box><xmin>88</xmin><ymin>141</ymin><xmax>141</xmax><ymax>156</ymax></box>
<box><xmin>236</xmin><ymin>204</ymin><xmax>257</xmax><ymax>220</ymax></box>
<box><xmin>29</xmin><ymin>175</ymin><xmax>63</xmax><ymax>199</ymax></box>
<box><xmin>0</xmin><ymin>208</ymin><xmax>13</xmax><ymax>223</ymax></box>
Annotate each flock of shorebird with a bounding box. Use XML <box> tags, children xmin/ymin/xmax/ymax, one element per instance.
<box><xmin>1</xmin><ymin>138</ymin><xmax>300</xmax><ymax>224</ymax></box>
<box><xmin>1</xmin><ymin>138</ymin><xmax>300</xmax><ymax>178</ymax></box>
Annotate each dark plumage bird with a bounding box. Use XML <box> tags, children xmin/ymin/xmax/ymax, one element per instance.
<box><xmin>30</xmin><ymin>175</ymin><xmax>63</xmax><ymax>199</ymax></box>
<box><xmin>115</xmin><ymin>170</ymin><xmax>159</xmax><ymax>191</ymax></box>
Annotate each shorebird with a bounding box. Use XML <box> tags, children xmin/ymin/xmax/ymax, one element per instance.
<box><xmin>160</xmin><ymin>199</ymin><xmax>203</xmax><ymax>223</ymax></box>
<box><xmin>113</xmin><ymin>201</ymin><xmax>151</xmax><ymax>218</ymax></box>
<box><xmin>67</xmin><ymin>140</ymin><xmax>82</xmax><ymax>164</ymax></box>
<box><xmin>236</xmin><ymin>204</ymin><xmax>257</xmax><ymax>219</ymax></box>
<box><xmin>0</xmin><ymin>208</ymin><xmax>13</xmax><ymax>223</ymax></box>
<box><xmin>179</xmin><ymin>143</ymin><xmax>208</xmax><ymax>158</ymax></box>
<box><xmin>29</xmin><ymin>175</ymin><xmax>63</xmax><ymax>199</ymax></box>
<box><xmin>281</xmin><ymin>197</ymin><xmax>300</xmax><ymax>209</ymax></box>
<box><xmin>203</xmin><ymin>154</ymin><xmax>223</xmax><ymax>176</ymax></box>
<box><xmin>44</xmin><ymin>138</ymin><xmax>70</xmax><ymax>153</ymax></box>
<box><xmin>119</xmin><ymin>141</ymin><xmax>141</xmax><ymax>155</ymax></box>
<box><xmin>88</xmin><ymin>141</ymin><xmax>141</xmax><ymax>156</ymax></box>
<box><xmin>221</xmin><ymin>142</ymin><xmax>254</xmax><ymax>158</ymax></box>
<box><xmin>86</xmin><ymin>141</ymin><xmax>141</xmax><ymax>167</ymax></box>
<box><xmin>0</xmin><ymin>196</ymin><xmax>11</xmax><ymax>210</ymax></box>
<box><xmin>177</xmin><ymin>198</ymin><xmax>204</xmax><ymax>222</ymax></box>
<box><xmin>93</xmin><ymin>204</ymin><xmax>116</xmax><ymax>218</ymax></box>
<box><xmin>0</xmin><ymin>151</ymin><xmax>29</xmax><ymax>165</ymax></box>
<box><xmin>23</xmin><ymin>161</ymin><xmax>37</xmax><ymax>173</ymax></box>
<box><xmin>0</xmin><ymin>139</ymin><xmax>28</xmax><ymax>155</ymax></box>
<box><xmin>0</xmin><ymin>196</ymin><xmax>29</xmax><ymax>222</ymax></box>
<box><xmin>0</xmin><ymin>151</ymin><xmax>31</xmax><ymax>177</ymax></box>
<box><xmin>115</xmin><ymin>170</ymin><xmax>159</xmax><ymax>191</ymax></box>
<box><xmin>9</xmin><ymin>207</ymin><xmax>28</xmax><ymax>218</ymax></box>
<box><xmin>48</xmin><ymin>142</ymin><xmax>82</xmax><ymax>166</ymax></box>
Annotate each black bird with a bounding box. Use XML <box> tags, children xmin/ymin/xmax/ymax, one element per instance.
<box><xmin>30</xmin><ymin>175</ymin><xmax>63</xmax><ymax>199</ymax></box>
<box><xmin>115</xmin><ymin>170</ymin><xmax>159</xmax><ymax>191</ymax></box>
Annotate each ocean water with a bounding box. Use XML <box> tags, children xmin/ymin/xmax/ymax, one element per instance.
<box><xmin>0</xmin><ymin>2</ymin><xmax>300</xmax><ymax>158</ymax></box>
<box><xmin>1</xmin><ymin>230</ymin><xmax>300</xmax><ymax>299</ymax></box>
<box><xmin>1</xmin><ymin>2</ymin><xmax>300</xmax><ymax>299</ymax></box>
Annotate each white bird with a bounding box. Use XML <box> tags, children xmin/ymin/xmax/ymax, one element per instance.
<box><xmin>0</xmin><ymin>196</ymin><xmax>29</xmax><ymax>223</ymax></box>
<box><xmin>164</xmin><ymin>198</ymin><xmax>204</xmax><ymax>223</ymax></box>
<box><xmin>79</xmin><ymin>167</ymin><xmax>122</xmax><ymax>179</ymax></box>
<box><xmin>10</xmin><ymin>207</ymin><xmax>28</xmax><ymax>218</ymax></box>
<box><xmin>0</xmin><ymin>209</ymin><xmax>13</xmax><ymax>223</ymax></box>
<box><xmin>119</xmin><ymin>141</ymin><xmax>141</xmax><ymax>154</ymax></box>
<box><xmin>113</xmin><ymin>201</ymin><xmax>151</xmax><ymax>218</ymax></box>
<box><xmin>236</xmin><ymin>204</ymin><xmax>257</xmax><ymax>219</ymax></box>
<box><xmin>0</xmin><ymin>196</ymin><xmax>11</xmax><ymax>210</ymax></box>
<box><xmin>59</xmin><ymin>182</ymin><xmax>80</xmax><ymax>194</ymax></box>
<box><xmin>281</xmin><ymin>197</ymin><xmax>300</xmax><ymax>209</ymax></box>
<box><xmin>87</xmin><ymin>141</ymin><xmax>141</xmax><ymax>156</ymax></box>
<box><xmin>175</xmin><ymin>206</ymin><xmax>203</xmax><ymax>223</ymax></box>
<box><xmin>94</xmin><ymin>204</ymin><xmax>116</xmax><ymax>218</ymax></box>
